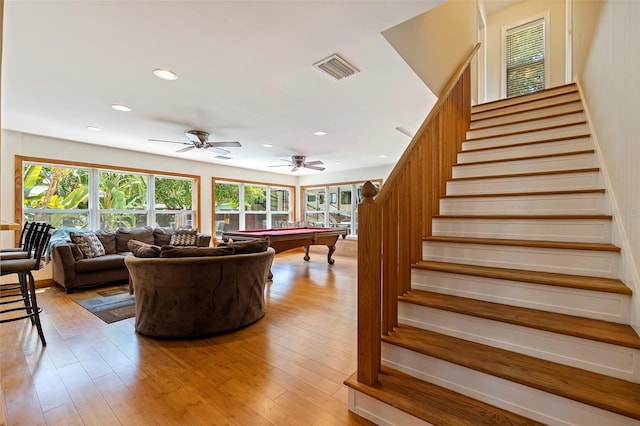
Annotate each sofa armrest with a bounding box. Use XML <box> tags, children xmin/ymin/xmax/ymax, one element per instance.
<box><xmin>51</xmin><ymin>243</ymin><xmax>79</xmax><ymax>292</ymax></box>
<box><xmin>196</xmin><ymin>233</ymin><xmax>211</xmax><ymax>247</ymax></box>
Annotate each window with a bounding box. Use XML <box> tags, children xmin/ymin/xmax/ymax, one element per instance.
<box><xmin>20</xmin><ymin>158</ymin><xmax>198</xmax><ymax>230</ymax></box>
<box><xmin>213</xmin><ymin>180</ymin><xmax>293</xmax><ymax>236</ymax></box>
<box><xmin>506</xmin><ymin>18</ymin><xmax>546</xmax><ymax>97</ymax></box>
<box><xmin>303</xmin><ymin>180</ymin><xmax>380</xmax><ymax>236</ymax></box>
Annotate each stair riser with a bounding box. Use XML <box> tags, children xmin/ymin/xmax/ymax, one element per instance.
<box><xmin>453</xmin><ymin>152</ymin><xmax>597</xmax><ymax>179</ymax></box>
<box><xmin>422</xmin><ymin>241</ymin><xmax>620</xmax><ymax>278</ymax></box>
<box><xmin>467</xmin><ymin>112</ymin><xmax>586</xmax><ymax>140</ymax></box>
<box><xmin>463</xmin><ymin>123</ymin><xmax>589</xmax><ymax>151</ymax></box>
<box><xmin>397</xmin><ymin>303</ymin><xmax>640</xmax><ymax>382</ymax></box>
<box><xmin>446</xmin><ymin>171</ymin><xmax>602</xmax><ymax>196</ymax></box>
<box><xmin>432</xmin><ymin>217</ymin><xmax>612</xmax><ymax>244</ymax></box>
<box><xmin>440</xmin><ymin>193</ymin><xmax>607</xmax><ymax>215</ymax></box>
<box><xmin>411</xmin><ymin>268</ymin><xmax>630</xmax><ymax>323</ymax></box>
<box><xmin>470</xmin><ymin>101</ymin><xmax>583</xmax><ymax>129</ymax></box>
<box><xmin>472</xmin><ymin>87</ymin><xmax>579</xmax><ymax>116</ymax></box>
<box><xmin>382</xmin><ymin>344</ymin><xmax>639</xmax><ymax>426</ymax></box>
<box><xmin>458</xmin><ymin>137</ymin><xmax>593</xmax><ymax>163</ymax></box>
<box><xmin>347</xmin><ymin>390</ymin><xmax>431</xmax><ymax>426</ymax></box>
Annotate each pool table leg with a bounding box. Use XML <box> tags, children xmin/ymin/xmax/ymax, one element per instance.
<box><xmin>327</xmin><ymin>244</ymin><xmax>336</xmax><ymax>265</ymax></box>
<box><xmin>304</xmin><ymin>246</ymin><xmax>311</xmax><ymax>261</ymax></box>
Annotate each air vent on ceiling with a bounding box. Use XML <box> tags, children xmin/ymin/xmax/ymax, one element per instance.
<box><xmin>313</xmin><ymin>54</ymin><xmax>359</xmax><ymax>80</ymax></box>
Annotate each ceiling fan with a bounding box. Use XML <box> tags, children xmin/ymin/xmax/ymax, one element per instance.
<box><xmin>149</xmin><ymin>130</ymin><xmax>241</xmax><ymax>156</ymax></box>
<box><xmin>269</xmin><ymin>155</ymin><xmax>325</xmax><ymax>172</ymax></box>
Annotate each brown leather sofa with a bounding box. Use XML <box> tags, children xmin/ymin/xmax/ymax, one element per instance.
<box><xmin>125</xmin><ymin>245</ymin><xmax>274</xmax><ymax>338</ymax></box>
<box><xmin>51</xmin><ymin>226</ymin><xmax>211</xmax><ymax>293</ymax></box>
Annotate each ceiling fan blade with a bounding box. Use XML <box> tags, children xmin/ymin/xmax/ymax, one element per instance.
<box><xmin>204</xmin><ymin>145</ymin><xmax>231</xmax><ymax>155</ymax></box>
<box><xmin>176</xmin><ymin>146</ymin><xmax>196</xmax><ymax>153</ymax></box>
<box><xmin>210</xmin><ymin>141</ymin><xmax>241</xmax><ymax>148</ymax></box>
<box><xmin>184</xmin><ymin>132</ymin><xmax>202</xmax><ymax>144</ymax></box>
<box><xmin>304</xmin><ymin>160</ymin><xmax>324</xmax><ymax>166</ymax></box>
<box><xmin>304</xmin><ymin>165</ymin><xmax>325</xmax><ymax>171</ymax></box>
<box><xmin>291</xmin><ymin>166</ymin><xmax>299</xmax><ymax>173</ymax></box>
<box><xmin>149</xmin><ymin>138</ymin><xmax>189</xmax><ymax>145</ymax></box>
<box><xmin>268</xmin><ymin>164</ymin><xmax>291</xmax><ymax>168</ymax></box>
<box><xmin>215</xmin><ymin>155</ymin><xmax>232</xmax><ymax>160</ymax></box>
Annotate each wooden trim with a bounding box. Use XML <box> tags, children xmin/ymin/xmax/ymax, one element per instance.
<box><xmin>447</xmin><ymin>167</ymin><xmax>600</xmax><ymax>182</ymax></box>
<box><xmin>454</xmin><ymin>149</ymin><xmax>595</xmax><ymax>167</ymax></box>
<box><xmin>465</xmin><ymin>121</ymin><xmax>588</xmax><ymax>143</ymax></box>
<box><xmin>424</xmin><ymin>235</ymin><xmax>621</xmax><ymax>252</ymax></box>
<box><xmin>461</xmin><ymin>133</ymin><xmax>591</xmax><ymax>153</ymax></box>
<box><xmin>14</xmin><ymin>155</ymin><xmax>202</xmax><ymax>231</ymax></box>
<box><xmin>442</xmin><ymin>188</ymin><xmax>606</xmax><ymax>199</ymax></box>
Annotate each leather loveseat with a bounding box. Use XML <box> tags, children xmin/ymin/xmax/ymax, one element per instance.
<box><xmin>51</xmin><ymin>226</ymin><xmax>211</xmax><ymax>293</ymax></box>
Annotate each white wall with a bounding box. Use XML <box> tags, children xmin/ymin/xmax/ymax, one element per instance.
<box><xmin>571</xmin><ymin>0</ymin><xmax>640</xmax><ymax>331</ymax></box>
<box><xmin>485</xmin><ymin>0</ymin><xmax>566</xmax><ymax>101</ymax></box>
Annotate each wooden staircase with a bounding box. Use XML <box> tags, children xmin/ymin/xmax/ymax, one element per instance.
<box><xmin>345</xmin><ymin>84</ymin><xmax>640</xmax><ymax>425</ymax></box>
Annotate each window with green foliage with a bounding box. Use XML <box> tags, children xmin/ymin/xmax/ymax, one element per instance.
<box><xmin>506</xmin><ymin>18</ymin><xmax>545</xmax><ymax>97</ymax></box>
<box><xmin>303</xmin><ymin>181</ymin><xmax>380</xmax><ymax>236</ymax></box>
<box><xmin>22</xmin><ymin>160</ymin><xmax>196</xmax><ymax>230</ymax></box>
<box><xmin>214</xmin><ymin>181</ymin><xmax>292</xmax><ymax>235</ymax></box>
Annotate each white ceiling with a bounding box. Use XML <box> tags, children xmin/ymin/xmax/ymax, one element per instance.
<box><xmin>2</xmin><ymin>0</ymin><xmax>446</xmax><ymax>176</ymax></box>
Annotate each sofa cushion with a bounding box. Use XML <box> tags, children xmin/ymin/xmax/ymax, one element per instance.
<box><xmin>76</xmin><ymin>254</ymin><xmax>126</xmax><ymax>272</ymax></box>
<box><xmin>116</xmin><ymin>226</ymin><xmax>154</xmax><ymax>252</ymax></box>
<box><xmin>69</xmin><ymin>232</ymin><xmax>106</xmax><ymax>258</ymax></box>
<box><xmin>153</xmin><ymin>227</ymin><xmax>174</xmax><ymax>246</ymax></box>
<box><xmin>159</xmin><ymin>245</ymin><xmax>234</xmax><ymax>258</ymax></box>
<box><xmin>128</xmin><ymin>239</ymin><xmax>161</xmax><ymax>258</ymax></box>
<box><xmin>226</xmin><ymin>238</ymin><xmax>270</xmax><ymax>254</ymax></box>
<box><xmin>95</xmin><ymin>230</ymin><xmax>117</xmax><ymax>254</ymax></box>
<box><xmin>170</xmin><ymin>230</ymin><xmax>198</xmax><ymax>246</ymax></box>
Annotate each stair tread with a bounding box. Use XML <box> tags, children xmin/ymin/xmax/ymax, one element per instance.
<box><xmin>465</xmin><ymin>121</ymin><xmax>587</xmax><ymax>143</ymax></box>
<box><xmin>413</xmin><ymin>260</ymin><xmax>630</xmax><ymax>295</ymax></box>
<box><xmin>472</xmin><ymin>83</ymin><xmax>578</xmax><ymax>113</ymax></box>
<box><xmin>443</xmin><ymin>188</ymin><xmax>605</xmax><ymax>198</ymax></box>
<box><xmin>383</xmin><ymin>325</ymin><xmax>640</xmax><ymax>420</ymax></box>
<box><xmin>424</xmin><ymin>235</ymin><xmax>620</xmax><ymax>252</ymax></box>
<box><xmin>344</xmin><ymin>367</ymin><xmax>544</xmax><ymax>426</ymax></box>
<box><xmin>462</xmin><ymin>134</ymin><xmax>591</xmax><ymax>153</ymax></box>
<box><xmin>449</xmin><ymin>167</ymin><xmax>600</xmax><ymax>182</ymax></box>
<box><xmin>454</xmin><ymin>149</ymin><xmax>595</xmax><ymax>167</ymax></box>
<box><xmin>470</xmin><ymin>109</ymin><xmax>585</xmax><ymax>132</ymax></box>
<box><xmin>471</xmin><ymin>99</ymin><xmax>583</xmax><ymax>125</ymax></box>
<box><xmin>399</xmin><ymin>290</ymin><xmax>640</xmax><ymax>349</ymax></box>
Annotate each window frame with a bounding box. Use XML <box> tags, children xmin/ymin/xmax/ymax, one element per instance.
<box><xmin>501</xmin><ymin>13</ymin><xmax>550</xmax><ymax>99</ymax></box>
<box><xmin>212</xmin><ymin>177</ymin><xmax>295</xmax><ymax>235</ymax></box>
<box><xmin>16</xmin><ymin>156</ymin><xmax>200</xmax><ymax>230</ymax></box>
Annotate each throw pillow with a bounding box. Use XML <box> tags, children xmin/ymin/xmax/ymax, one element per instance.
<box><xmin>127</xmin><ymin>239</ymin><xmax>161</xmax><ymax>258</ymax></box>
<box><xmin>228</xmin><ymin>238</ymin><xmax>269</xmax><ymax>254</ymax></box>
<box><xmin>159</xmin><ymin>245</ymin><xmax>234</xmax><ymax>258</ymax></box>
<box><xmin>170</xmin><ymin>230</ymin><xmax>198</xmax><ymax>246</ymax></box>
<box><xmin>94</xmin><ymin>230</ymin><xmax>117</xmax><ymax>254</ymax></box>
<box><xmin>116</xmin><ymin>226</ymin><xmax>154</xmax><ymax>252</ymax></box>
<box><xmin>69</xmin><ymin>232</ymin><xmax>106</xmax><ymax>259</ymax></box>
<box><xmin>153</xmin><ymin>227</ymin><xmax>174</xmax><ymax>246</ymax></box>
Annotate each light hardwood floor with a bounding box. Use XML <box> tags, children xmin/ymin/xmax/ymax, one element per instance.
<box><xmin>0</xmin><ymin>249</ymin><xmax>372</xmax><ymax>425</ymax></box>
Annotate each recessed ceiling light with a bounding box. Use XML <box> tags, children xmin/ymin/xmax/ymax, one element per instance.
<box><xmin>111</xmin><ymin>104</ymin><xmax>131</xmax><ymax>112</ymax></box>
<box><xmin>379</xmin><ymin>155</ymin><xmax>387</xmax><ymax>158</ymax></box>
<box><xmin>153</xmin><ymin>68</ymin><xmax>178</xmax><ymax>81</ymax></box>
<box><xmin>313</xmin><ymin>131</ymin><xmax>327</xmax><ymax>136</ymax></box>
<box><xmin>262</xmin><ymin>144</ymin><xmax>273</xmax><ymax>148</ymax></box>
<box><xmin>85</xmin><ymin>126</ymin><xmax>102</xmax><ymax>131</ymax></box>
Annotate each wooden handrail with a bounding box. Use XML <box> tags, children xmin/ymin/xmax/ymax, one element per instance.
<box><xmin>356</xmin><ymin>43</ymin><xmax>480</xmax><ymax>386</ymax></box>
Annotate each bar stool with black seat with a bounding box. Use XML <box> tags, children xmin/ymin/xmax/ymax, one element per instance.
<box><xmin>0</xmin><ymin>222</ymin><xmax>53</xmax><ymax>345</ymax></box>
<box><xmin>0</xmin><ymin>221</ymin><xmax>33</xmax><ymax>259</ymax></box>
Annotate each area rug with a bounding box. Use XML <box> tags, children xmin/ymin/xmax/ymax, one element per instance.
<box><xmin>68</xmin><ymin>285</ymin><xmax>135</xmax><ymax>324</ymax></box>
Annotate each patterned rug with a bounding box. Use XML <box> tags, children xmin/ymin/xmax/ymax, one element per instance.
<box><xmin>68</xmin><ymin>284</ymin><xmax>135</xmax><ymax>324</ymax></box>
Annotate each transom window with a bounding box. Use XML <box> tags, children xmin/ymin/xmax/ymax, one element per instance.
<box><xmin>20</xmin><ymin>158</ymin><xmax>198</xmax><ymax>230</ymax></box>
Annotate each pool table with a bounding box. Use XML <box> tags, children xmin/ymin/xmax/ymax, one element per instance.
<box><xmin>222</xmin><ymin>227</ymin><xmax>348</xmax><ymax>277</ymax></box>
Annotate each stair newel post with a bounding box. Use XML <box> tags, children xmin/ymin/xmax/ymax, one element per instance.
<box><xmin>357</xmin><ymin>181</ymin><xmax>382</xmax><ymax>385</ymax></box>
